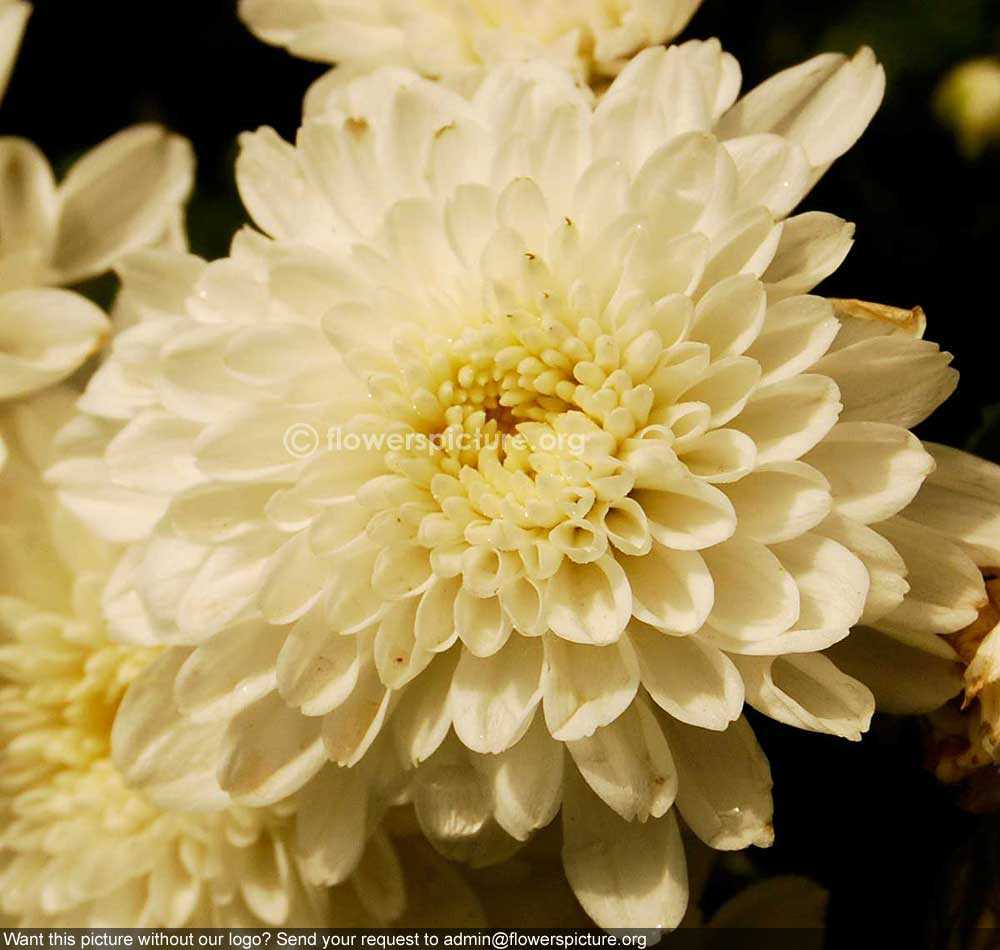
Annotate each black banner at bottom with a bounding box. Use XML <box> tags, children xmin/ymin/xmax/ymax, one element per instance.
<box><xmin>0</xmin><ymin>928</ymin><xmax>829</xmax><ymax>950</ymax></box>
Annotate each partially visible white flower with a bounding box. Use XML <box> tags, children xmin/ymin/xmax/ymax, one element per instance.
<box><xmin>0</xmin><ymin>4</ymin><xmax>195</xmax><ymax>468</ymax></box>
<box><xmin>0</xmin><ymin>397</ymin><xmax>404</xmax><ymax>926</ymax></box>
<box><xmin>893</xmin><ymin>441</ymin><xmax>1000</xmax><ymax>801</ymax></box>
<box><xmin>239</xmin><ymin>0</ymin><xmax>703</xmax><ymax>92</ymax></box>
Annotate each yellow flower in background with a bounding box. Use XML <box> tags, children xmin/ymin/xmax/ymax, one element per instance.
<box><xmin>934</xmin><ymin>57</ymin><xmax>1000</xmax><ymax>158</ymax></box>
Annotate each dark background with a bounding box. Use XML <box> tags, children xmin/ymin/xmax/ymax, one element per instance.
<box><xmin>5</xmin><ymin>0</ymin><xmax>1000</xmax><ymax>944</ymax></box>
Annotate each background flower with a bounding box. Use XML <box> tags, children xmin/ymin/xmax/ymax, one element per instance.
<box><xmin>239</xmin><ymin>0</ymin><xmax>704</xmax><ymax>91</ymax></box>
<box><xmin>0</xmin><ymin>2</ymin><xmax>194</xmax><ymax>468</ymax></box>
<box><xmin>0</xmin><ymin>394</ymin><xmax>408</xmax><ymax>926</ymax></box>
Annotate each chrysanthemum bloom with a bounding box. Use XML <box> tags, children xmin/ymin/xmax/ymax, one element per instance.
<box><xmin>54</xmin><ymin>43</ymin><xmax>972</xmax><ymax>927</ymax></box>
<box><xmin>0</xmin><ymin>1</ymin><xmax>193</xmax><ymax>468</ymax></box>
<box><xmin>893</xmin><ymin>443</ymin><xmax>1000</xmax><ymax>806</ymax></box>
<box><xmin>0</xmin><ymin>396</ymin><xmax>409</xmax><ymax>926</ymax></box>
<box><xmin>239</xmin><ymin>0</ymin><xmax>704</xmax><ymax>92</ymax></box>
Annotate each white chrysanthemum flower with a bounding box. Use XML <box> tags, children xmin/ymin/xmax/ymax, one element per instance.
<box><xmin>0</xmin><ymin>397</ymin><xmax>408</xmax><ymax>927</ymax></box>
<box><xmin>54</xmin><ymin>43</ymin><xmax>974</xmax><ymax>927</ymax></box>
<box><xmin>887</xmin><ymin>443</ymin><xmax>1000</xmax><ymax>796</ymax></box>
<box><xmin>0</xmin><ymin>3</ymin><xmax>194</xmax><ymax>468</ymax></box>
<box><xmin>239</xmin><ymin>0</ymin><xmax>704</xmax><ymax>89</ymax></box>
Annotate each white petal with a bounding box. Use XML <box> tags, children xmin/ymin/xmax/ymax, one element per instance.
<box><xmin>276</xmin><ymin>606</ymin><xmax>361</xmax><ymax>716</ymax></box>
<box><xmin>812</xmin><ymin>334</ymin><xmax>956</xmax><ymax>428</ymax></box>
<box><xmin>567</xmin><ymin>697</ymin><xmax>677</xmax><ymax>821</ymax></box>
<box><xmin>542</xmin><ymin>636</ymin><xmax>639</xmax><ymax>741</ymax></box>
<box><xmin>455</xmin><ymin>589</ymin><xmax>513</xmax><ymax>657</ymax></box>
<box><xmin>620</xmin><ymin>543</ymin><xmax>714</xmax><ymax>635</ymax></box>
<box><xmin>875</xmin><ymin>516</ymin><xmax>986</xmax><ymax>637</ymax></box>
<box><xmin>690</xmin><ymin>275</ymin><xmax>767</xmax><ymax>359</ymax></box>
<box><xmin>415</xmin><ymin>576</ymin><xmax>461</xmax><ymax>651</ymax></box>
<box><xmin>762</xmin><ymin>212</ymin><xmax>854</xmax><ymax>298</ymax></box>
<box><xmin>771</xmin><ymin>531</ymin><xmax>869</xmax><ymax>640</ymax></box>
<box><xmin>0</xmin><ymin>288</ymin><xmax>108</xmax><ymax>399</ymax></box>
<box><xmin>724</xmin><ymin>134</ymin><xmax>811</xmax><ymax>217</ymax></box>
<box><xmin>321</xmin><ymin>662</ymin><xmax>392</xmax><ymax>767</ymax></box>
<box><xmin>391</xmin><ymin>650</ymin><xmax>458</xmax><ymax>766</ymax></box>
<box><xmin>905</xmin><ymin>443</ymin><xmax>1000</xmax><ymax>567</ymax></box>
<box><xmin>746</xmin><ymin>295</ymin><xmax>840</xmax><ymax>384</ymax></box>
<box><xmin>0</xmin><ymin>136</ymin><xmax>57</xmax><ymax>264</ymax></box>
<box><xmin>734</xmin><ymin>653</ymin><xmax>875</xmax><ymax>740</ymax></box>
<box><xmin>176</xmin><ymin>531</ymin><xmax>275</xmax><ymax>640</ymax></box>
<box><xmin>678</xmin><ymin>428</ymin><xmax>757</xmax><ymax>484</ymax></box>
<box><xmin>218</xmin><ymin>691</ymin><xmax>327</xmax><ymax>805</ymax></box>
<box><xmin>105</xmin><ymin>410</ymin><xmax>201</xmax><ymax>494</ymax></box>
<box><xmin>451</xmin><ymin>636</ymin><xmax>544</xmax><ymax>754</ymax></box>
<box><xmin>323</xmin><ymin>546</ymin><xmax>385</xmax><ymax>635</ymax></box>
<box><xmin>678</xmin><ymin>355</ymin><xmax>761</xmax><ymax>427</ymax></box>
<box><xmin>826</xmin><ymin>626</ymin><xmax>963</xmax><ymax>715</ymax></box>
<box><xmin>236</xmin><ymin>126</ymin><xmax>330</xmax><ymax>243</ymax></box>
<box><xmin>0</xmin><ymin>2</ymin><xmax>29</xmax><ymax>102</ymax></box>
<box><xmin>175</xmin><ymin>618</ymin><xmax>281</xmax><ymax>723</ymax></box>
<box><xmin>545</xmin><ymin>554</ymin><xmax>631</xmax><ymax>645</ymax></box>
<box><xmin>170</xmin><ymin>481</ymin><xmax>276</xmax><ymax>543</ymax></box>
<box><xmin>375</xmin><ymin>597</ymin><xmax>434</xmax><ymax>688</ymax></box>
<box><xmin>111</xmin><ymin>648</ymin><xmax>227</xmax><ymax>812</ymax></box>
<box><xmin>733</xmin><ymin>374</ymin><xmax>841</xmax><ymax>463</ymax></box>
<box><xmin>630</xmin><ymin>623</ymin><xmax>743</xmax><ymax>731</ymax></box>
<box><xmin>702</xmin><ymin>538</ymin><xmax>800</xmax><ymax>641</ymax></box>
<box><xmin>661</xmin><ymin>714</ymin><xmax>774</xmax><ymax>850</ymax></box>
<box><xmin>498</xmin><ymin>575</ymin><xmax>547</xmax><ymax>637</ymax></box>
<box><xmin>412</xmin><ymin>736</ymin><xmax>495</xmax><ymax>863</ymax></box>
<box><xmin>803</xmin><ymin>422</ymin><xmax>934</xmax><ymax>524</ymax></box>
<box><xmin>632</xmin><ymin>478</ymin><xmax>737</xmax><ymax>551</ymax></box>
<box><xmin>696</xmin><ymin>208</ymin><xmax>782</xmax><ymax>294</ymax></box>
<box><xmin>296</xmin><ymin>766</ymin><xmax>367</xmax><ymax>886</ymax></box>
<box><xmin>259</xmin><ymin>531</ymin><xmax>331</xmax><ymax>624</ymax></box>
<box><xmin>719</xmin><ymin>48</ymin><xmax>884</xmax><ymax>170</ymax></box>
<box><xmin>562</xmin><ymin>771</ymin><xmax>688</xmax><ymax>930</ymax></box>
<box><xmin>817</xmin><ymin>511</ymin><xmax>909</xmax><ymax>624</ymax></box>
<box><xmin>723</xmin><ymin>461</ymin><xmax>832</xmax><ymax>544</ymax></box>
<box><xmin>194</xmin><ymin>405</ymin><xmax>320</xmax><ymax>482</ymax></box>
<box><xmin>476</xmin><ymin>716</ymin><xmax>564</xmax><ymax>842</ymax></box>
<box><xmin>53</xmin><ymin>124</ymin><xmax>194</xmax><ymax>283</ymax></box>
